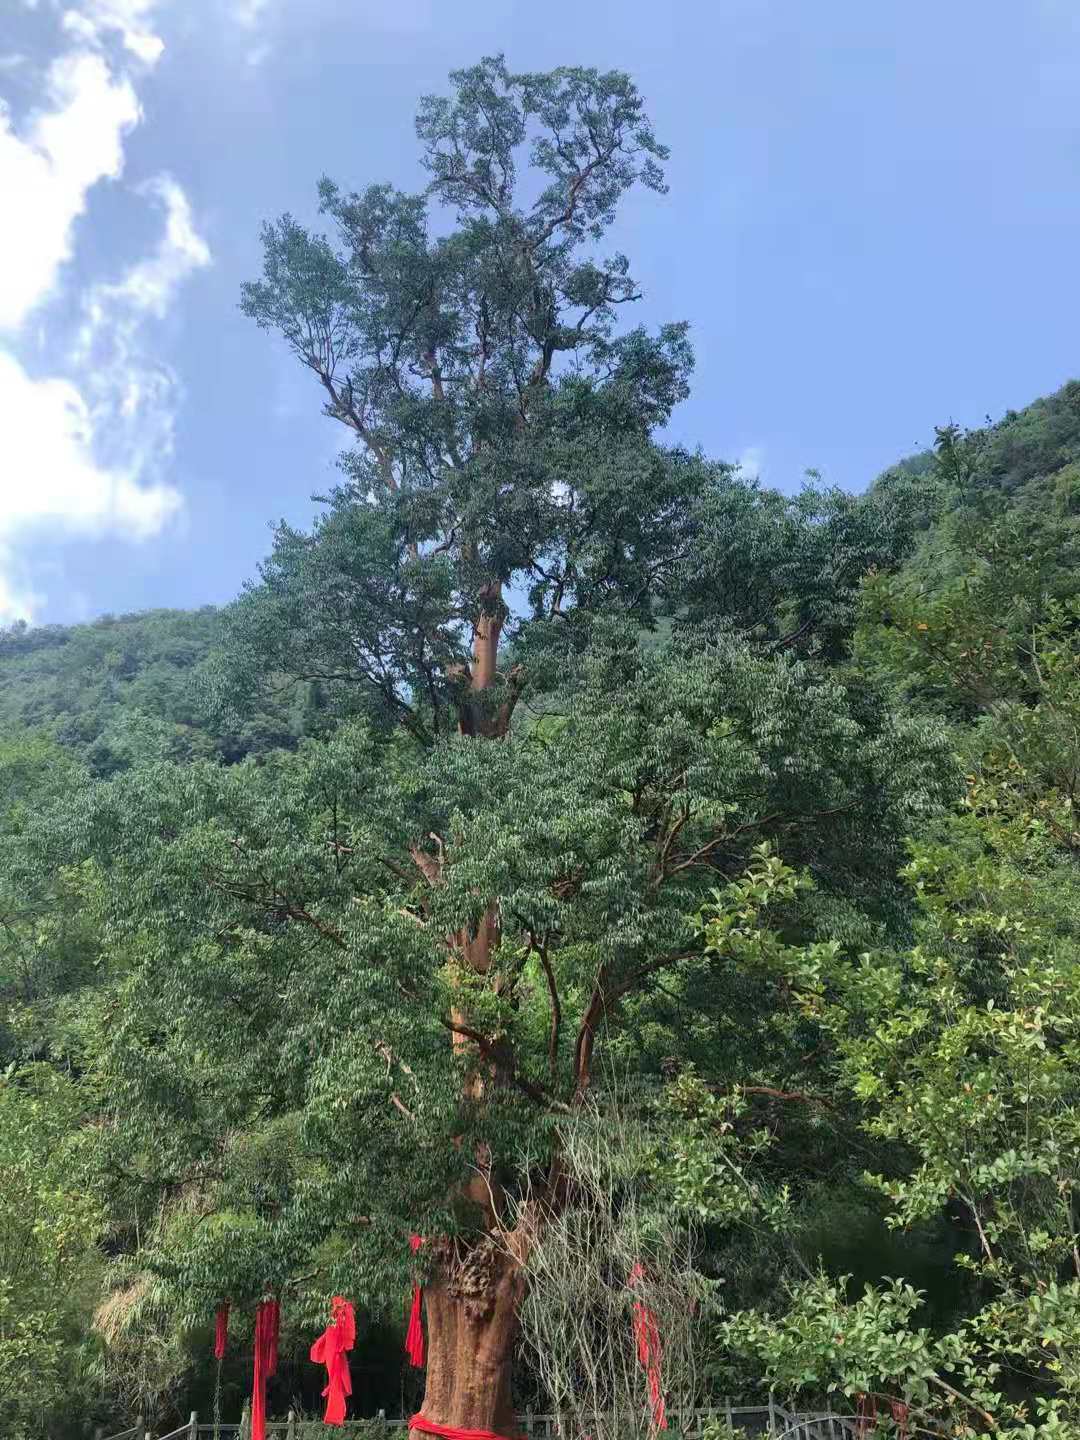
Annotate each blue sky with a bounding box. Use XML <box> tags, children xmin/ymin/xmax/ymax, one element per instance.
<box><xmin>2</xmin><ymin>0</ymin><xmax>1079</xmax><ymax>626</ymax></box>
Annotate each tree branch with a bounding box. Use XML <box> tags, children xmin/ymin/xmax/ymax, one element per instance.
<box><xmin>531</xmin><ymin>931</ymin><xmax>562</xmax><ymax>1085</ymax></box>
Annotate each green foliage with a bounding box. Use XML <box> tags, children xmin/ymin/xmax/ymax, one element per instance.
<box><xmin>857</xmin><ymin>384</ymin><xmax>1080</xmax><ymax>719</ymax></box>
<box><xmin>673</xmin><ymin>473</ymin><xmax>930</xmax><ymax>664</ymax></box>
<box><xmin>29</xmin><ymin>631</ymin><xmax>942</xmax><ymax>1315</ymax></box>
<box><xmin>0</xmin><ymin>608</ymin><xmax>304</xmax><ymax>775</ymax></box>
<box><xmin>721</xmin><ymin>1272</ymin><xmax>952</xmax><ymax>1404</ymax></box>
<box><xmin>4</xmin><ymin>49</ymin><xmax>1080</xmax><ymax>1437</ymax></box>
<box><xmin>234</xmin><ymin>54</ymin><xmax>697</xmax><ymax>739</ymax></box>
<box><xmin>709</xmin><ymin>601</ymin><xmax>1080</xmax><ymax>1434</ymax></box>
<box><xmin>0</xmin><ymin>736</ymin><xmax>102</xmax><ymax>1064</ymax></box>
<box><xmin>699</xmin><ymin>1421</ymin><xmax>752</xmax><ymax>1440</ymax></box>
<box><xmin>0</xmin><ymin>1067</ymin><xmax>105</xmax><ymax>1436</ymax></box>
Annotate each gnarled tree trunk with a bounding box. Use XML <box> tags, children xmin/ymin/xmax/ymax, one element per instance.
<box><xmin>411</xmin><ymin>1240</ymin><xmax>524</xmax><ymax>1438</ymax></box>
<box><xmin>407</xmin><ymin>580</ymin><xmax>537</xmax><ymax>1434</ymax></box>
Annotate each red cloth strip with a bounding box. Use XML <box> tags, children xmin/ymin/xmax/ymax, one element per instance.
<box><xmin>267</xmin><ymin>1300</ymin><xmax>279</xmax><ymax>1378</ymax></box>
<box><xmin>310</xmin><ymin>1296</ymin><xmax>356</xmax><ymax>1426</ymax></box>
<box><xmin>628</xmin><ymin>1263</ymin><xmax>667</xmax><ymax>1431</ymax></box>
<box><xmin>409</xmin><ymin>1415</ymin><xmax>522</xmax><ymax>1440</ymax></box>
<box><xmin>406</xmin><ymin>1234</ymin><xmax>425</xmax><ymax>1368</ymax></box>
<box><xmin>251</xmin><ymin>1299</ymin><xmax>280</xmax><ymax>1440</ymax></box>
<box><xmin>214</xmin><ymin>1303</ymin><xmax>229</xmax><ymax>1361</ymax></box>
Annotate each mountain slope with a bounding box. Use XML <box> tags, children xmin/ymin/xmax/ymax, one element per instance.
<box><xmin>0</xmin><ymin>607</ymin><xmax>302</xmax><ymax>773</ymax></box>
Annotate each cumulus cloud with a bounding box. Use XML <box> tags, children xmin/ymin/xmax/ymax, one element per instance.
<box><xmin>0</xmin><ymin>178</ymin><xmax>210</xmax><ymax>622</ymax></box>
<box><xmin>0</xmin><ymin>50</ymin><xmax>140</xmax><ymax>329</ymax></box>
<box><xmin>80</xmin><ymin>174</ymin><xmax>210</xmax><ymax>324</ymax></box>
<box><xmin>73</xmin><ymin>175</ymin><xmax>210</xmax><ymax>486</ymax></box>
<box><xmin>0</xmin><ymin>350</ymin><xmax>183</xmax><ymax>621</ymax></box>
<box><xmin>0</xmin><ymin>353</ymin><xmax>181</xmax><ymax>541</ymax></box>
<box><xmin>0</xmin><ymin>4</ymin><xmax>207</xmax><ymax>622</ymax></box>
<box><xmin>71</xmin><ymin>0</ymin><xmax>166</xmax><ymax>64</ymax></box>
<box><xmin>229</xmin><ymin>0</ymin><xmax>275</xmax><ymax>67</ymax></box>
<box><xmin>0</xmin><ymin>561</ymin><xmax>41</xmax><ymax>626</ymax></box>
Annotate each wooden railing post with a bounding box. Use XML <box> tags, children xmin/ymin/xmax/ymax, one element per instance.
<box><xmin>188</xmin><ymin>1412</ymin><xmax>198</xmax><ymax>1440</ymax></box>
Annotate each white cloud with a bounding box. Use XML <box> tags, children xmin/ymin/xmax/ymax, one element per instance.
<box><xmin>71</xmin><ymin>175</ymin><xmax>210</xmax><ymax>496</ymax></box>
<box><xmin>81</xmin><ymin>174</ymin><xmax>210</xmax><ymax>323</ymax></box>
<box><xmin>736</xmin><ymin>445</ymin><xmax>764</xmax><ymax>482</ymax></box>
<box><xmin>0</xmin><ymin>0</ymin><xmax>209</xmax><ymax>622</ymax></box>
<box><xmin>0</xmin><ymin>50</ymin><xmax>140</xmax><ymax>329</ymax></box>
<box><xmin>233</xmin><ymin>0</ymin><xmax>271</xmax><ymax>26</ymax></box>
<box><xmin>0</xmin><ymin>348</ymin><xmax>183</xmax><ymax>621</ymax></box>
<box><xmin>0</xmin><ymin>176</ymin><xmax>211</xmax><ymax>622</ymax></box>
<box><xmin>229</xmin><ymin>0</ymin><xmax>273</xmax><ymax>65</ymax></box>
<box><xmin>63</xmin><ymin>0</ymin><xmax>165</xmax><ymax>65</ymax></box>
<box><xmin>0</xmin><ymin>354</ymin><xmax>180</xmax><ymax>540</ymax></box>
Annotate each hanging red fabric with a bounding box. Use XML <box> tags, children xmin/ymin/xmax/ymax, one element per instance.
<box><xmin>251</xmin><ymin>1299</ymin><xmax>280</xmax><ymax>1440</ymax></box>
<box><xmin>310</xmin><ymin>1295</ymin><xmax>356</xmax><ymax>1426</ymax></box>
<box><xmin>890</xmin><ymin>1400</ymin><xmax>910</xmax><ymax>1439</ymax></box>
<box><xmin>214</xmin><ymin>1303</ymin><xmax>230</xmax><ymax>1360</ymax></box>
<box><xmin>406</xmin><ymin>1234</ymin><xmax>425</xmax><ymax>1368</ymax></box>
<box><xmin>408</xmin><ymin>1415</ymin><xmax>521</xmax><ymax>1440</ymax></box>
<box><xmin>628</xmin><ymin>1262</ymin><xmax>667</xmax><ymax>1431</ymax></box>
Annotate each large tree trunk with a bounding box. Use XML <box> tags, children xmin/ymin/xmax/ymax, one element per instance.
<box><xmin>411</xmin><ymin>573</ymin><xmax>530</xmax><ymax>1435</ymax></box>
<box><xmin>410</xmin><ymin>1241</ymin><xmax>523</xmax><ymax>1438</ymax></box>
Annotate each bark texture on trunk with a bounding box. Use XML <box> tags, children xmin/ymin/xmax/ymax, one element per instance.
<box><xmin>410</xmin><ymin>1241</ymin><xmax>523</xmax><ymax>1438</ymax></box>
<box><xmin>410</xmin><ymin>573</ymin><xmax>530</xmax><ymax>1435</ymax></box>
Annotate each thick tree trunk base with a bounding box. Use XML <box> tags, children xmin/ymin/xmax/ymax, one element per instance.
<box><xmin>410</xmin><ymin>1242</ymin><xmax>522</xmax><ymax>1438</ymax></box>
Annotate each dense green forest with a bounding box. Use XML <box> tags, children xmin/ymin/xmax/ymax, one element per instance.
<box><xmin>0</xmin><ymin>607</ymin><xmax>310</xmax><ymax>774</ymax></box>
<box><xmin>4</xmin><ymin>57</ymin><xmax>1080</xmax><ymax>1440</ymax></box>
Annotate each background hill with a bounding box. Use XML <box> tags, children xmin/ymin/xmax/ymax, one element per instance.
<box><xmin>0</xmin><ymin>607</ymin><xmax>305</xmax><ymax>774</ymax></box>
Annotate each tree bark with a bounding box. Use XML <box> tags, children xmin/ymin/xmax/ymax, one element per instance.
<box><xmin>415</xmin><ymin>573</ymin><xmax>528</xmax><ymax>1432</ymax></box>
<box><xmin>410</xmin><ymin>1241</ymin><xmax>523</xmax><ymax>1438</ymax></box>
<box><xmin>455</xmin><ymin>581</ymin><xmax>518</xmax><ymax>739</ymax></box>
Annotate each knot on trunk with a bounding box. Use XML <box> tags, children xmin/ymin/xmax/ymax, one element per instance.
<box><xmin>446</xmin><ymin>1236</ymin><xmax>502</xmax><ymax>1319</ymax></box>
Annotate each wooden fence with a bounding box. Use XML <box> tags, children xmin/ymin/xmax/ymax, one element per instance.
<box><xmin>104</xmin><ymin>1402</ymin><xmax>868</xmax><ymax>1440</ymax></box>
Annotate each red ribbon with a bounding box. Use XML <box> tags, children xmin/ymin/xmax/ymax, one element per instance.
<box><xmin>310</xmin><ymin>1296</ymin><xmax>356</xmax><ymax>1426</ymax></box>
<box><xmin>628</xmin><ymin>1263</ymin><xmax>666</xmax><ymax>1431</ymax></box>
<box><xmin>251</xmin><ymin>1299</ymin><xmax>280</xmax><ymax>1440</ymax></box>
<box><xmin>406</xmin><ymin>1234</ymin><xmax>425</xmax><ymax>1368</ymax></box>
<box><xmin>409</xmin><ymin>1415</ymin><xmax>521</xmax><ymax>1440</ymax></box>
<box><xmin>214</xmin><ymin>1303</ymin><xmax>230</xmax><ymax>1361</ymax></box>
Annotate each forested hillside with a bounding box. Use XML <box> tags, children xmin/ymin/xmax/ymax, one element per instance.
<box><xmin>3</xmin><ymin>57</ymin><xmax>1080</xmax><ymax>1440</ymax></box>
<box><xmin>0</xmin><ymin>607</ymin><xmax>307</xmax><ymax>773</ymax></box>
